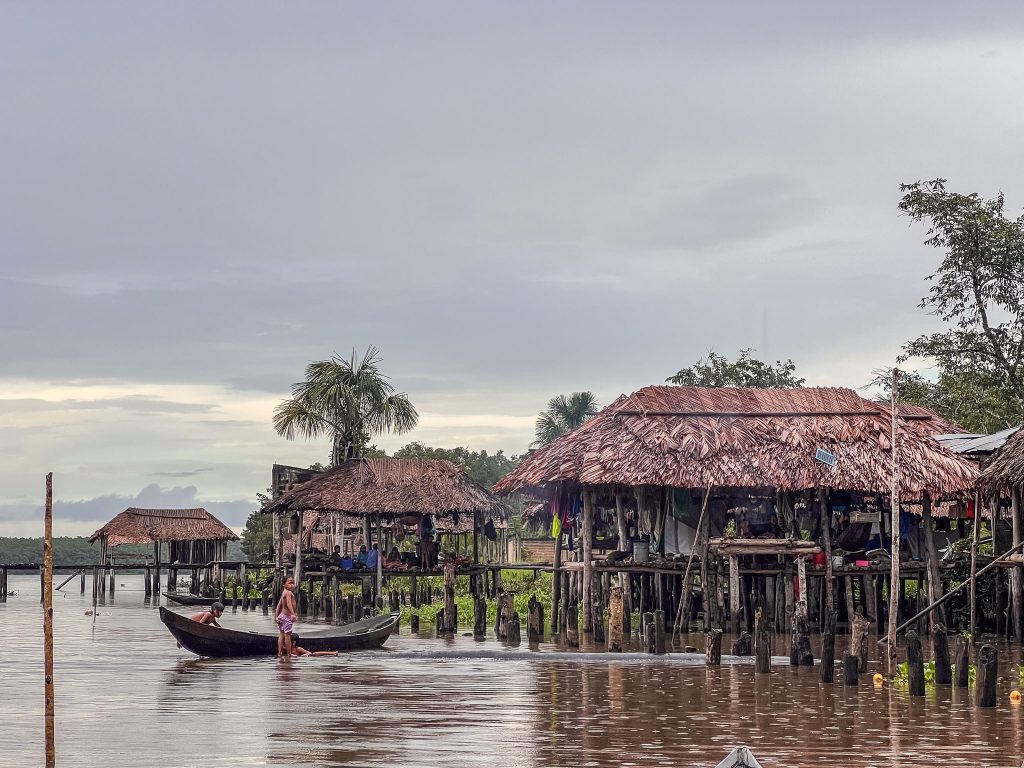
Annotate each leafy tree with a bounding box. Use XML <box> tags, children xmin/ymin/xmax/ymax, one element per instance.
<box><xmin>391</xmin><ymin>442</ymin><xmax>520</xmax><ymax>488</ymax></box>
<box><xmin>897</xmin><ymin>179</ymin><xmax>1024</xmax><ymax>421</ymax></box>
<box><xmin>533</xmin><ymin>392</ymin><xmax>599</xmax><ymax>447</ymax></box>
<box><xmin>240</xmin><ymin>491</ymin><xmax>273</xmax><ymax>561</ymax></box>
<box><xmin>273</xmin><ymin>346</ymin><xmax>418</xmax><ymax>466</ymax></box>
<box><xmin>871</xmin><ymin>368</ymin><xmax>1023</xmax><ymax>435</ymax></box>
<box><xmin>666</xmin><ymin>348</ymin><xmax>804</xmax><ymax>388</ymax></box>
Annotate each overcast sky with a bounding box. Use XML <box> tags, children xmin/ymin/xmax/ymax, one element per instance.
<box><xmin>3</xmin><ymin>3</ymin><xmax>1024</xmax><ymax>537</ymax></box>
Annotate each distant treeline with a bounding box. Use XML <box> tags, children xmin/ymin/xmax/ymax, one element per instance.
<box><xmin>0</xmin><ymin>537</ymin><xmax>245</xmax><ymax>566</ymax></box>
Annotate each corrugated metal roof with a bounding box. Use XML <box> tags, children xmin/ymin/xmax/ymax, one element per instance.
<box><xmin>948</xmin><ymin>426</ymin><xmax>1021</xmax><ymax>455</ymax></box>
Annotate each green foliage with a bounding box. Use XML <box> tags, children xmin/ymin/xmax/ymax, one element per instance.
<box><xmin>398</xmin><ymin>570</ymin><xmax>552</xmax><ymax>628</ymax></box>
<box><xmin>724</xmin><ymin>520</ymin><xmax>737</xmax><ymax>538</ymax></box>
<box><xmin>533</xmin><ymin>392</ymin><xmax>599</xmax><ymax>447</ymax></box>
<box><xmin>273</xmin><ymin>346</ymin><xmax>418</xmax><ymax>466</ymax></box>
<box><xmin>872</xmin><ymin>368</ymin><xmax>1023</xmax><ymax>434</ymax></box>
<box><xmin>893</xmin><ymin>659</ymin><xmax>976</xmax><ymax>690</ymax></box>
<box><xmin>667</xmin><ymin>348</ymin><xmax>804</xmax><ymax>388</ymax></box>
<box><xmin>240</xmin><ymin>498</ymin><xmax>273</xmax><ymax>562</ymax></box>
<box><xmin>391</xmin><ymin>442</ymin><xmax>520</xmax><ymax>488</ymax></box>
<box><xmin>0</xmin><ymin>537</ymin><xmax>100</xmax><ymax>566</ymax></box>
<box><xmin>896</xmin><ymin>179</ymin><xmax>1024</xmax><ymax>429</ymax></box>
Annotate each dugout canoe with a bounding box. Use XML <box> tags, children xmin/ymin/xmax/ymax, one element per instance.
<box><xmin>163</xmin><ymin>592</ymin><xmax>221</xmax><ymax>607</ymax></box>
<box><xmin>159</xmin><ymin>606</ymin><xmax>399</xmax><ymax>658</ymax></box>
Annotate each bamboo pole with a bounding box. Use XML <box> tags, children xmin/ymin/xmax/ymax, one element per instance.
<box><xmin>43</xmin><ymin>472</ymin><xmax>55</xmax><ymax>768</ymax></box>
<box><xmin>886</xmin><ymin>368</ymin><xmax>900</xmax><ymax>672</ymax></box>
<box><xmin>920</xmin><ymin>491</ymin><xmax>945</xmax><ymax>629</ymax></box>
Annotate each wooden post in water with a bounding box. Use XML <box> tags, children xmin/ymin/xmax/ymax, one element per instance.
<box><xmin>843</xmin><ymin>653</ymin><xmax>859</xmax><ymax>686</ymax></box>
<box><xmin>932</xmin><ymin>623</ymin><xmax>952</xmax><ymax>685</ymax></box>
<box><xmin>921</xmin><ymin>492</ymin><xmax>945</xmax><ymax>628</ymax></box>
<box><xmin>653</xmin><ymin>609</ymin><xmax>666</xmax><ymax>654</ymax></box>
<box><xmin>886</xmin><ymin>368</ymin><xmax>901</xmax><ymax>673</ymax></box>
<box><xmin>566</xmin><ymin>602</ymin><xmax>579</xmax><ymax>647</ymax></box>
<box><xmin>443</xmin><ymin>560</ymin><xmax>456</xmax><ymax>633</ymax></box>
<box><xmin>954</xmin><ymin>636</ymin><xmax>970</xmax><ymax>688</ymax></box>
<box><xmin>820</xmin><ymin>611</ymin><xmax>837</xmax><ymax>683</ymax></box>
<box><xmin>527</xmin><ymin>596</ymin><xmax>543</xmax><ymax>642</ymax></box>
<box><xmin>43</xmin><ymin>472</ymin><xmax>55</xmax><ymax>768</ymax></box>
<box><xmin>977</xmin><ymin>643</ymin><xmax>997</xmax><ymax>707</ymax></box>
<box><xmin>705</xmin><ymin>628</ymin><xmax>722</xmax><ymax>666</ymax></box>
<box><xmin>474</xmin><ymin>595</ymin><xmax>487</xmax><ymax>638</ymax></box>
<box><xmin>851</xmin><ymin>608</ymin><xmax>870</xmax><ymax>673</ymax></box>
<box><xmin>507</xmin><ymin>611</ymin><xmax>521</xmax><ymax>644</ymax></box>
<box><xmin>608</xmin><ymin>585</ymin><xmax>624</xmax><ymax>652</ymax></box>
<box><xmin>755</xmin><ymin>607</ymin><xmax>771</xmax><ymax>674</ymax></box>
<box><xmin>906</xmin><ymin>630</ymin><xmax>925</xmax><ymax>696</ymax></box>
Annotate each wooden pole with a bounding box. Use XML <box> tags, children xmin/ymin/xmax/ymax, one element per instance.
<box><xmin>581</xmin><ymin>490</ymin><xmax>595</xmax><ymax>632</ymax></box>
<box><xmin>729</xmin><ymin>555</ymin><xmax>741</xmax><ymax>634</ymax></box>
<box><xmin>920</xmin><ymin>491</ymin><xmax>945</xmax><ymax>629</ymax></box>
<box><xmin>608</xmin><ymin>585</ymin><xmax>624</xmax><ymax>652</ymax></box>
<box><xmin>820</xmin><ymin>610</ymin><xmax>836</xmax><ymax>683</ymax></box>
<box><xmin>818</xmin><ymin>488</ymin><xmax>833</xmax><ymax>616</ymax></box>
<box><xmin>886</xmin><ymin>367</ymin><xmax>901</xmax><ymax>672</ymax></box>
<box><xmin>672</xmin><ymin>487</ymin><xmax>712</xmax><ymax>638</ymax></box>
<box><xmin>1011</xmin><ymin>487</ymin><xmax>1023</xmax><ymax>643</ymax></box>
<box><xmin>550</xmin><ymin>529</ymin><xmax>562</xmax><ymax>634</ymax></box>
<box><xmin>977</xmin><ymin>643</ymin><xmax>997</xmax><ymax>707</ymax></box>
<box><xmin>906</xmin><ymin>630</ymin><xmax>925</xmax><ymax>696</ymax></box>
<box><xmin>43</xmin><ymin>472</ymin><xmax>56</xmax><ymax>768</ymax></box>
<box><xmin>969</xmin><ymin>492</ymin><xmax>982</xmax><ymax>641</ymax></box>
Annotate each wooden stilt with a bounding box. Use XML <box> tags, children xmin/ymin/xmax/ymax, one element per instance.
<box><xmin>755</xmin><ymin>607</ymin><xmax>771</xmax><ymax>674</ymax></box>
<box><xmin>608</xmin><ymin>585</ymin><xmax>624</xmax><ymax>652</ymax></box>
<box><xmin>581</xmin><ymin>491</ymin><xmax>595</xmax><ymax>632</ymax></box>
<box><xmin>932</xmin><ymin>623</ymin><xmax>952</xmax><ymax>685</ymax></box>
<box><xmin>906</xmin><ymin>630</ymin><xmax>925</xmax><ymax>696</ymax></box>
<box><xmin>1012</xmin><ymin>487</ymin><xmax>1023</xmax><ymax>642</ymax></box>
<box><xmin>820</xmin><ymin>611</ymin><xmax>837</xmax><ymax>683</ymax></box>
<box><xmin>705</xmin><ymin>628</ymin><xmax>722</xmax><ymax>666</ymax></box>
<box><xmin>729</xmin><ymin>555</ymin><xmax>740</xmax><ymax>634</ymax></box>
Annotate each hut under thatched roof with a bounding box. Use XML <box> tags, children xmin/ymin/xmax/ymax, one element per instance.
<box><xmin>494</xmin><ymin>386</ymin><xmax>977</xmax><ymax>498</ymax></box>
<box><xmin>89</xmin><ymin>508</ymin><xmax>238</xmax><ymax>548</ymax></box>
<box><xmin>265</xmin><ymin>457</ymin><xmax>509</xmax><ymax>518</ymax></box>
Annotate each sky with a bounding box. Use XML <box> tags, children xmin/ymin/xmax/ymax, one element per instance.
<box><xmin>2</xmin><ymin>2</ymin><xmax>1024</xmax><ymax>538</ymax></box>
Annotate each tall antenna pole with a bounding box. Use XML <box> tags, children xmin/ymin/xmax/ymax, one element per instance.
<box><xmin>887</xmin><ymin>369</ymin><xmax>901</xmax><ymax>672</ymax></box>
<box><xmin>43</xmin><ymin>472</ymin><xmax>56</xmax><ymax>768</ymax></box>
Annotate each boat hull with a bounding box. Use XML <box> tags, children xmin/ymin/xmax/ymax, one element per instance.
<box><xmin>159</xmin><ymin>606</ymin><xmax>398</xmax><ymax>658</ymax></box>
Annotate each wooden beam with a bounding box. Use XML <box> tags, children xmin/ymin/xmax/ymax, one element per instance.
<box><xmin>581</xmin><ymin>491</ymin><xmax>595</xmax><ymax>632</ymax></box>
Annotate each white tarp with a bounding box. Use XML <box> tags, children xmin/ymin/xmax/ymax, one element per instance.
<box><xmin>713</xmin><ymin>746</ymin><xmax>765</xmax><ymax>768</ymax></box>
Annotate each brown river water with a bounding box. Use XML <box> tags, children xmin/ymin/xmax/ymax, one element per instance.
<box><xmin>2</xmin><ymin>574</ymin><xmax>1024</xmax><ymax>767</ymax></box>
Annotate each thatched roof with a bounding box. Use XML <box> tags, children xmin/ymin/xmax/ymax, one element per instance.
<box><xmin>264</xmin><ymin>458</ymin><xmax>510</xmax><ymax>518</ymax></box>
<box><xmin>89</xmin><ymin>508</ymin><xmax>238</xmax><ymax>547</ymax></box>
<box><xmin>494</xmin><ymin>386</ymin><xmax>978</xmax><ymax>498</ymax></box>
<box><xmin>980</xmin><ymin>426</ymin><xmax>1024</xmax><ymax>491</ymax></box>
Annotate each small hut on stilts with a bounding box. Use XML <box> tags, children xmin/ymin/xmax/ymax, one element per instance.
<box><xmin>264</xmin><ymin>458</ymin><xmax>509</xmax><ymax>626</ymax></box>
<box><xmin>89</xmin><ymin>508</ymin><xmax>238</xmax><ymax>599</ymax></box>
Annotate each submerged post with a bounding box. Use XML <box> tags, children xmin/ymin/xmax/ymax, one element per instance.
<box><xmin>820</xmin><ymin>611</ymin><xmax>837</xmax><ymax>683</ymax></box>
<box><xmin>608</xmin><ymin>585</ymin><xmax>624</xmax><ymax>652</ymax></box>
<box><xmin>906</xmin><ymin>630</ymin><xmax>925</xmax><ymax>697</ymax></box>
<box><xmin>932</xmin><ymin>623</ymin><xmax>952</xmax><ymax>685</ymax></box>
<box><xmin>43</xmin><ymin>472</ymin><xmax>55</xmax><ymax>768</ymax></box>
<box><xmin>977</xmin><ymin>644</ymin><xmax>997</xmax><ymax>707</ymax></box>
<box><xmin>755</xmin><ymin>607</ymin><xmax>771</xmax><ymax>674</ymax></box>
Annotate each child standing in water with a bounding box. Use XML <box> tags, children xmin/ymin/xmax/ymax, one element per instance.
<box><xmin>275</xmin><ymin>577</ymin><xmax>297</xmax><ymax>659</ymax></box>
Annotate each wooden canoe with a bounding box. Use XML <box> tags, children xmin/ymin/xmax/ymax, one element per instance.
<box><xmin>159</xmin><ymin>606</ymin><xmax>399</xmax><ymax>658</ymax></box>
<box><xmin>163</xmin><ymin>592</ymin><xmax>221</xmax><ymax>607</ymax></box>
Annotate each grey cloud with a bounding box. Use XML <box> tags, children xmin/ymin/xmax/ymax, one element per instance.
<box><xmin>152</xmin><ymin>468</ymin><xmax>215</xmax><ymax>479</ymax></box>
<box><xmin>1</xmin><ymin>483</ymin><xmax>255</xmax><ymax>528</ymax></box>
<box><xmin>0</xmin><ymin>396</ymin><xmax>217</xmax><ymax>415</ymax></box>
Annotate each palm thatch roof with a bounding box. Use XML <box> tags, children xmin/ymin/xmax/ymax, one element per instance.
<box><xmin>980</xmin><ymin>426</ymin><xmax>1024</xmax><ymax>491</ymax></box>
<box><xmin>89</xmin><ymin>508</ymin><xmax>238</xmax><ymax>548</ymax></box>
<box><xmin>493</xmin><ymin>386</ymin><xmax>977</xmax><ymax>498</ymax></box>
<box><xmin>264</xmin><ymin>458</ymin><xmax>510</xmax><ymax>518</ymax></box>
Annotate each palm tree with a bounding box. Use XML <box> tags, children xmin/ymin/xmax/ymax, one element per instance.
<box><xmin>533</xmin><ymin>391</ymin><xmax>599</xmax><ymax>447</ymax></box>
<box><xmin>273</xmin><ymin>347</ymin><xmax>418</xmax><ymax>466</ymax></box>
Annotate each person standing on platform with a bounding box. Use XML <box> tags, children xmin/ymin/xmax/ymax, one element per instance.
<box><xmin>275</xmin><ymin>577</ymin><xmax>297</xmax><ymax>659</ymax></box>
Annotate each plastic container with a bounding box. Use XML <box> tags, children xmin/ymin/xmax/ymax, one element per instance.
<box><xmin>633</xmin><ymin>540</ymin><xmax>650</xmax><ymax>563</ymax></box>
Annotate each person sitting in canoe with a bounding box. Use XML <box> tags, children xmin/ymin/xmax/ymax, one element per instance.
<box><xmin>289</xmin><ymin>633</ymin><xmax>340</xmax><ymax>657</ymax></box>
<box><xmin>275</xmin><ymin>577</ymin><xmax>298</xmax><ymax>658</ymax></box>
<box><xmin>189</xmin><ymin>602</ymin><xmax>224</xmax><ymax>627</ymax></box>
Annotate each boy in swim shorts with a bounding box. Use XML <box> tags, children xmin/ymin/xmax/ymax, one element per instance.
<box><xmin>275</xmin><ymin>577</ymin><xmax>297</xmax><ymax>658</ymax></box>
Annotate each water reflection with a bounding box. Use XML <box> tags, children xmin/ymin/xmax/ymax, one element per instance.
<box><xmin>1</xmin><ymin>574</ymin><xmax>1023</xmax><ymax>767</ymax></box>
